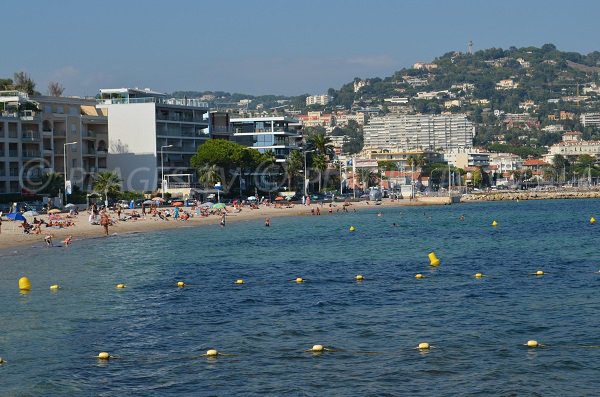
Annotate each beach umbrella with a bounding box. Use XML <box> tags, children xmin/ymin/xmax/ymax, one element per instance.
<box><xmin>64</xmin><ymin>203</ymin><xmax>77</xmax><ymax>209</ymax></box>
<box><xmin>200</xmin><ymin>202</ymin><xmax>213</xmax><ymax>208</ymax></box>
<box><xmin>213</xmin><ymin>203</ymin><xmax>226</xmax><ymax>209</ymax></box>
<box><xmin>172</xmin><ymin>201</ymin><xmax>184</xmax><ymax>207</ymax></box>
<box><xmin>143</xmin><ymin>200</ymin><xmax>154</xmax><ymax>205</ymax></box>
<box><xmin>274</xmin><ymin>196</ymin><xmax>285</xmax><ymax>201</ymax></box>
<box><xmin>6</xmin><ymin>213</ymin><xmax>26</xmax><ymax>221</ymax></box>
<box><xmin>23</xmin><ymin>210</ymin><xmax>39</xmax><ymax>217</ymax></box>
<box><xmin>247</xmin><ymin>196</ymin><xmax>256</xmax><ymax>201</ymax></box>
<box><xmin>48</xmin><ymin>209</ymin><xmax>62</xmax><ymax>214</ymax></box>
<box><xmin>152</xmin><ymin>197</ymin><xmax>165</xmax><ymax>202</ymax></box>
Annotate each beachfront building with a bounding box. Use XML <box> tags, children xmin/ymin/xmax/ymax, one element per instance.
<box><xmin>363</xmin><ymin>114</ymin><xmax>475</xmax><ymax>152</ymax></box>
<box><xmin>0</xmin><ymin>91</ymin><xmax>108</xmax><ymax>196</ymax></box>
<box><xmin>96</xmin><ymin>88</ymin><xmax>209</xmax><ymax>192</ymax></box>
<box><xmin>229</xmin><ymin>116</ymin><xmax>303</xmax><ymax>162</ymax></box>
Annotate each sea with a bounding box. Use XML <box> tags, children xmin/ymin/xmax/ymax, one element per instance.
<box><xmin>1</xmin><ymin>198</ymin><xmax>600</xmax><ymax>396</ymax></box>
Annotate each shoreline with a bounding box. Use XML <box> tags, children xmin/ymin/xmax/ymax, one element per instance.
<box><xmin>0</xmin><ymin>199</ymin><xmax>423</xmax><ymax>252</ymax></box>
<box><xmin>4</xmin><ymin>191</ymin><xmax>597</xmax><ymax>252</ymax></box>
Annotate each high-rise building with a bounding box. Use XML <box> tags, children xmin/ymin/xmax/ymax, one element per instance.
<box><xmin>96</xmin><ymin>88</ymin><xmax>209</xmax><ymax>192</ymax></box>
<box><xmin>363</xmin><ymin>114</ymin><xmax>475</xmax><ymax>152</ymax></box>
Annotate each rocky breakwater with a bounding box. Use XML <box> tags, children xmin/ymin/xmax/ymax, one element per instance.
<box><xmin>461</xmin><ymin>189</ymin><xmax>600</xmax><ymax>202</ymax></box>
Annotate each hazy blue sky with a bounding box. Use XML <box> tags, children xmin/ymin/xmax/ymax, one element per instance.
<box><xmin>3</xmin><ymin>0</ymin><xmax>600</xmax><ymax>97</ymax></box>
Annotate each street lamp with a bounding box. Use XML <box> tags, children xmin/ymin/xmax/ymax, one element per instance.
<box><xmin>63</xmin><ymin>141</ymin><xmax>77</xmax><ymax>205</ymax></box>
<box><xmin>161</xmin><ymin>144</ymin><xmax>173</xmax><ymax>197</ymax></box>
<box><xmin>303</xmin><ymin>149</ymin><xmax>315</xmax><ymax>202</ymax></box>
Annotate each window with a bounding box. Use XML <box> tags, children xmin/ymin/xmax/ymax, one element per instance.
<box><xmin>72</xmin><ymin>159</ymin><xmax>76</xmax><ymax>168</ymax></box>
<box><xmin>71</xmin><ymin>124</ymin><xmax>77</xmax><ymax>133</ymax></box>
<box><xmin>56</xmin><ymin>106</ymin><xmax>64</xmax><ymax>114</ymax></box>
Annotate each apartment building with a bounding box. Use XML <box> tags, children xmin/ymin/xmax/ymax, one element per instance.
<box><xmin>0</xmin><ymin>91</ymin><xmax>108</xmax><ymax>196</ymax></box>
<box><xmin>306</xmin><ymin>95</ymin><xmax>332</xmax><ymax>106</ymax></box>
<box><xmin>363</xmin><ymin>114</ymin><xmax>475</xmax><ymax>152</ymax></box>
<box><xmin>229</xmin><ymin>116</ymin><xmax>302</xmax><ymax>162</ymax></box>
<box><xmin>96</xmin><ymin>88</ymin><xmax>209</xmax><ymax>192</ymax></box>
<box><xmin>580</xmin><ymin>112</ymin><xmax>600</xmax><ymax>128</ymax></box>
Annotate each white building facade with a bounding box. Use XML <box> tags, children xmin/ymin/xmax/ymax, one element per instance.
<box><xmin>96</xmin><ymin>88</ymin><xmax>209</xmax><ymax>192</ymax></box>
<box><xmin>363</xmin><ymin>114</ymin><xmax>475</xmax><ymax>152</ymax></box>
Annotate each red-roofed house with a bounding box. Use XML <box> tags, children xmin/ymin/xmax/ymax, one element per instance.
<box><xmin>523</xmin><ymin>159</ymin><xmax>549</xmax><ymax>176</ymax></box>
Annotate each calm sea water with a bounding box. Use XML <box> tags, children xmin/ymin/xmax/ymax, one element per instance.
<box><xmin>1</xmin><ymin>199</ymin><xmax>600</xmax><ymax>396</ymax></box>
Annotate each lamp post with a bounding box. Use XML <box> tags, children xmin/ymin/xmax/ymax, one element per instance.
<box><xmin>161</xmin><ymin>144</ymin><xmax>173</xmax><ymax>197</ymax></box>
<box><xmin>303</xmin><ymin>149</ymin><xmax>315</xmax><ymax>201</ymax></box>
<box><xmin>63</xmin><ymin>141</ymin><xmax>77</xmax><ymax>206</ymax></box>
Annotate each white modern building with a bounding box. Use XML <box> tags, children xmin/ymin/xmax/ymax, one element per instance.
<box><xmin>306</xmin><ymin>95</ymin><xmax>332</xmax><ymax>106</ymax></box>
<box><xmin>580</xmin><ymin>112</ymin><xmax>600</xmax><ymax>128</ymax></box>
<box><xmin>363</xmin><ymin>114</ymin><xmax>475</xmax><ymax>152</ymax></box>
<box><xmin>96</xmin><ymin>88</ymin><xmax>209</xmax><ymax>192</ymax></box>
<box><xmin>229</xmin><ymin>116</ymin><xmax>302</xmax><ymax>162</ymax></box>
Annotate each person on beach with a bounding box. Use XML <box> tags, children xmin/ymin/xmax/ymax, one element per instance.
<box><xmin>44</xmin><ymin>234</ymin><xmax>53</xmax><ymax>247</ymax></box>
<box><xmin>265</xmin><ymin>217</ymin><xmax>270</xmax><ymax>227</ymax></box>
<box><xmin>63</xmin><ymin>235</ymin><xmax>72</xmax><ymax>246</ymax></box>
<box><xmin>0</xmin><ymin>214</ymin><xmax>2</xmax><ymax>234</ymax></box>
<box><xmin>100</xmin><ymin>213</ymin><xmax>110</xmax><ymax>235</ymax></box>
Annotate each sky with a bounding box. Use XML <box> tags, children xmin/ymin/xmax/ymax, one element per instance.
<box><xmin>3</xmin><ymin>0</ymin><xmax>600</xmax><ymax>97</ymax></box>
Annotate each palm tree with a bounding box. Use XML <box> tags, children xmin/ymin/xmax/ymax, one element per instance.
<box><xmin>198</xmin><ymin>164</ymin><xmax>220</xmax><ymax>188</ymax></box>
<box><xmin>311</xmin><ymin>154</ymin><xmax>327</xmax><ymax>193</ymax></box>
<box><xmin>285</xmin><ymin>150</ymin><xmax>303</xmax><ymax>191</ymax></box>
<box><xmin>93</xmin><ymin>171</ymin><xmax>122</xmax><ymax>204</ymax></box>
<box><xmin>307</xmin><ymin>132</ymin><xmax>335</xmax><ymax>159</ymax></box>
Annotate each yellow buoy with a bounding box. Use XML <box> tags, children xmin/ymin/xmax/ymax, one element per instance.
<box><xmin>417</xmin><ymin>342</ymin><xmax>430</xmax><ymax>350</ymax></box>
<box><xmin>49</xmin><ymin>284</ymin><xmax>61</xmax><ymax>290</ymax></box>
<box><xmin>428</xmin><ymin>252</ymin><xmax>440</xmax><ymax>266</ymax></box>
<box><xmin>526</xmin><ymin>340</ymin><xmax>539</xmax><ymax>348</ymax></box>
<box><xmin>116</xmin><ymin>283</ymin><xmax>126</xmax><ymax>289</ymax></box>
<box><xmin>349</xmin><ymin>226</ymin><xmax>356</xmax><ymax>232</ymax></box>
<box><xmin>590</xmin><ymin>217</ymin><xmax>596</xmax><ymax>224</ymax></box>
<box><xmin>474</xmin><ymin>273</ymin><xmax>484</xmax><ymax>278</ymax></box>
<box><xmin>415</xmin><ymin>273</ymin><xmax>424</xmax><ymax>279</ymax></box>
<box><xmin>177</xmin><ymin>281</ymin><xmax>185</xmax><ymax>288</ymax></box>
<box><xmin>19</xmin><ymin>277</ymin><xmax>31</xmax><ymax>291</ymax></box>
<box><xmin>534</xmin><ymin>270</ymin><xmax>544</xmax><ymax>276</ymax></box>
<box><xmin>355</xmin><ymin>274</ymin><xmax>364</xmax><ymax>281</ymax></box>
<box><xmin>206</xmin><ymin>349</ymin><xmax>219</xmax><ymax>357</ymax></box>
<box><xmin>492</xmin><ymin>220</ymin><xmax>498</xmax><ymax>227</ymax></box>
<box><xmin>235</xmin><ymin>279</ymin><xmax>244</xmax><ymax>284</ymax></box>
<box><xmin>295</xmin><ymin>277</ymin><xmax>304</xmax><ymax>283</ymax></box>
<box><xmin>98</xmin><ymin>352</ymin><xmax>110</xmax><ymax>360</ymax></box>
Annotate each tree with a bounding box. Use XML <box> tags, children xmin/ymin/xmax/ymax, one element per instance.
<box><xmin>306</xmin><ymin>132</ymin><xmax>335</xmax><ymax>159</ymax></box>
<box><xmin>198</xmin><ymin>164</ymin><xmax>220</xmax><ymax>187</ymax></box>
<box><xmin>311</xmin><ymin>154</ymin><xmax>327</xmax><ymax>193</ymax></box>
<box><xmin>13</xmin><ymin>71</ymin><xmax>36</xmax><ymax>95</ymax></box>
<box><xmin>93</xmin><ymin>171</ymin><xmax>122</xmax><ymax>203</ymax></box>
<box><xmin>48</xmin><ymin>81</ymin><xmax>65</xmax><ymax>97</ymax></box>
<box><xmin>284</xmin><ymin>150</ymin><xmax>303</xmax><ymax>191</ymax></box>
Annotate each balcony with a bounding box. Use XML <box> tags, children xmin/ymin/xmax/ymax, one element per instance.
<box><xmin>53</xmin><ymin>130</ymin><xmax>66</xmax><ymax>137</ymax></box>
<box><xmin>82</xmin><ymin>130</ymin><xmax>96</xmax><ymax>139</ymax></box>
<box><xmin>97</xmin><ymin>149</ymin><xmax>107</xmax><ymax>157</ymax></box>
<box><xmin>22</xmin><ymin>132</ymin><xmax>41</xmax><ymax>141</ymax></box>
<box><xmin>8</xmin><ymin>150</ymin><xmax>18</xmax><ymax>157</ymax></box>
<box><xmin>23</xmin><ymin>151</ymin><xmax>42</xmax><ymax>159</ymax></box>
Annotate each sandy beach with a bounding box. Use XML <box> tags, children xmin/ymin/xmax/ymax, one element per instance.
<box><xmin>0</xmin><ymin>199</ymin><xmax>428</xmax><ymax>251</ymax></box>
